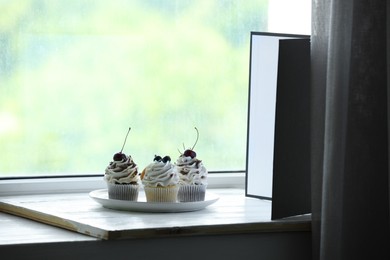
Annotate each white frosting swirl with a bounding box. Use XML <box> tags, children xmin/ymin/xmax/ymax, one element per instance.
<box><xmin>175</xmin><ymin>155</ymin><xmax>208</xmax><ymax>185</ymax></box>
<box><xmin>142</xmin><ymin>161</ymin><xmax>179</xmax><ymax>187</ymax></box>
<box><xmin>105</xmin><ymin>156</ymin><xmax>139</xmax><ymax>184</ymax></box>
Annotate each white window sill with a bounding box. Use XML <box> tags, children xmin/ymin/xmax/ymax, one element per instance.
<box><xmin>0</xmin><ymin>187</ymin><xmax>311</xmax><ymax>245</ymax></box>
<box><xmin>0</xmin><ymin>186</ymin><xmax>312</xmax><ymax>260</ymax></box>
<box><xmin>0</xmin><ymin>172</ymin><xmax>311</xmax><ymax>260</ymax></box>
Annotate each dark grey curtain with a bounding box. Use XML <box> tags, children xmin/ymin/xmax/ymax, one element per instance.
<box><xmin>311</xmin><ymin>0</ymin><xmax>390</xmax><ymax>259</ymax></box>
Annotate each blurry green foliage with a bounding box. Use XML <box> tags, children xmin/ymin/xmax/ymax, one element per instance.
<box><xmin>0</xmin><ymin>0</ymin><xmax>268</xmax><ymax>176</ymax></box>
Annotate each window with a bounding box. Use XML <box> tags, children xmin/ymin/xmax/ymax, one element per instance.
<box><xmin>0</xmin><ymin>0</ymin><xmax>310</xmax><ymax>179</ymax></box>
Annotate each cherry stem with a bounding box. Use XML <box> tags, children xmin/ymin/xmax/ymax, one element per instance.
<box><xmin>120</xmin><ymin>127</ymin><xmax>131</xmax><ymax>153</ymax></box>
<box><xmin>178</xmin><ymin>127</ymin><xmax>199</xmax><ymax>153</ymax></box>
<box><xmin>192</xmin><ymin>127</ymin><xmax>199</xmax><ymax>150</ymax></box>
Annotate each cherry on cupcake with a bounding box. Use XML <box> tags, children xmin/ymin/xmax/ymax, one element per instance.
<box><xmin>183</xmin><ymin>149</ymin><xmax>196</xmax><ymax>158</ymax></box>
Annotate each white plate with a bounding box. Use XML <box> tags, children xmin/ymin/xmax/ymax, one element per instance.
<box><xmin>89</xmin><ymin>189</ymin><xmax>219</xmax><ymax>213</ymax></box>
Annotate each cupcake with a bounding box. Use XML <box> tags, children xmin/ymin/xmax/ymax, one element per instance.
<box><xmin>141</xmin><ymin>155</ymin><xmax>179</xmax><ymax>203</ymax></box>
<box><xmin>105</xmin><ymin>154</ymin><xmax>140</xmax><ymax>200</ymax></box>
<box><xmin>176</xmin><ymin>127</ymin><xmax>208</xmax><ymax>202</ymax></box>
<box><xmin>104</xmin><ymin>127</ymin><xmax>140</xmax><ymax>201</ymax></box>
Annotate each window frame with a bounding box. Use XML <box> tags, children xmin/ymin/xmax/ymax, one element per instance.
<box><xmin>0</xmin><ymin>171</ymin><xmax>245</xmax><ymax>196</ymax></box>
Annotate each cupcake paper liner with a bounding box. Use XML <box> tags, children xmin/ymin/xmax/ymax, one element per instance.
<box><xmin>144</xmin><ymin>186</ymin><xmax>179</xmax><ymax>203</ymax></box>
<box><xmin>178</xmin><ymin>185</ymin><xmax>207</xmax><ymax>202</ymax></box>
<box><xmin>107</xmin><ymin>183</ymin><xmax>139</xmax><ymax>201</ymax></box>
